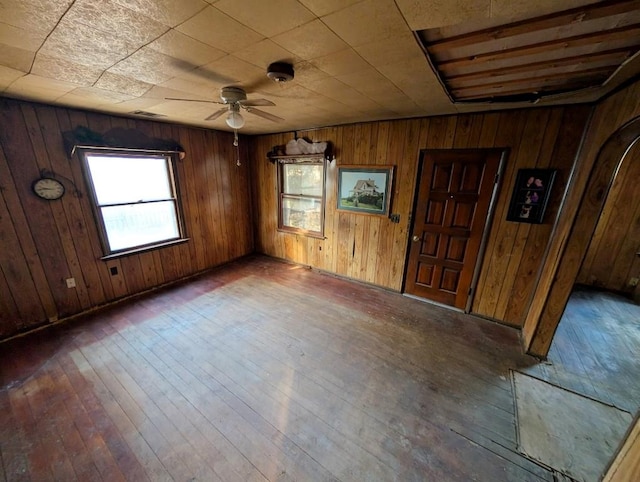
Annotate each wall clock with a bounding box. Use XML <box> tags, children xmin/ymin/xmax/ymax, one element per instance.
<box><xmin>32</xmin><ymin>177</ymin><xmax>65</xmax><ymax>200</ymax></box>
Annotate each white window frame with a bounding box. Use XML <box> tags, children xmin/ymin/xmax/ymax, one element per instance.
<box><xmin>78</xmin><ymin>148</ymin><xmax>187</xmax><ymax>259</ymax></box>
<box><xmin>277</xmin><ymin>157</ymin><xmax>326</xmax><ymax>238</ymax></box>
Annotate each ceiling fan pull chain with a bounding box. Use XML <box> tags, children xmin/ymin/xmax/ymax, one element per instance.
<box><xmin>234</xmin><ymin>129</ymin><xmax>241</xmax><ymax>166</ymax></box>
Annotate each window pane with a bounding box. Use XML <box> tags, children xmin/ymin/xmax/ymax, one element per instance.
<box><xmin>87</xmin><ymin>155</ymin><xmax>172</xmax><ymax>205</ymax></box>
<box><xmin>281</xmin><ymin>196</ymin><xmax>322</xmax><ymax>232</ymax></box>
<box><xmin>282</xmin><ymin>164</ymin><xmax>323</xmax><ymax>196</ymax></box>
<box><xmin>101</xmin><ymin>201</ymin><xmax>179</xmax><ymax>251</ymax></box>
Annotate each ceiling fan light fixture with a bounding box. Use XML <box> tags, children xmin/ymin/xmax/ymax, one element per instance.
<box><xmin>226</xmin><ymin>110</ymin><xmax>245</xmax><ymax>129</ymax></box>
<box><xmin>267</xmin><ymin>62</ymin><xmax>294</xmax><ymax>83</ymax></box>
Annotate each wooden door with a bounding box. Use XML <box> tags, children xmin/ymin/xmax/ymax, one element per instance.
<box><xmin>405</xmin><ymin>150</ymin><xmax>503</xmax><ymax>309</ymax></box>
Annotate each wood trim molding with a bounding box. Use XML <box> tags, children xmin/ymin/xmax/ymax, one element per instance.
<box><xmin>523</xmin><ymin>115</ymin><xmax>640</xmax><ymax>357</ymax></box>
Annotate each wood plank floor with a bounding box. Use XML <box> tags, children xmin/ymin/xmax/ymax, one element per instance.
<box><xmin>524</xmin><ymin>286</ymin><xmax>640</xmax><ymax>414</ymax></box>
<box><xmin>1</xmin><ymin>255</ymin><xmax>557</xmax><ymax>481</ymax></box>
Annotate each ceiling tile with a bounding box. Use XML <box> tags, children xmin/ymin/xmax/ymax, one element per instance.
<box><xmin>108</xmin><ymin>48</ymin><xmax>189</xmax><ymax>84</ymax></box>
<box><xmin>215</xmin><ymin>0</ymin><xmax>315</xmax><ymax>37</ymax></box>
<box><xmin>0</xmin><ymin>0</ymin><xmax>73</xmax><ymax>36</ymax></box>
<box><xmin>272</xmin><ymin>19</ymin><xmax>348</xmax><ymax>59</ymax></box>
<box><xmin>354</xmin><ymin>32</ymin><xmax>423</xmax><ymax>68</ymax></box>
<box><xmin>148</xmin><ymin>30</ymin><xmax>227</xmax><ymax>68</ymax></box>
<box><xmin>199</xmin><ymin>55</ymin><xmax>267</xmax><ymax>88</ymax></box>
<box><xmin>297</xmin><ymin>0</ymin><xmax>364</xmax><ymax>17</ymax></box>
<box><xmin>0</xmin><ymin>43</ymin><xmax>35</xmax><ymax>72</ymax></box>
<box><xmin>0</xmin><ymin>22</ymin><xmax>45</xmax><ymax>52</ymax></box>
<box><xmin>233</xmin><ymin>39</ymin><xmax>298</xmax><ymax>69</ymax></box>
<box><xmin>64</xmin><ymin>0</ymin><xmax>168</xmax><ymax>48</ymax></box>
<box><xmin>490</xmin><ymin>0</ymin><xmax>598</xmax><ymax>22</ymax></box>
<box><xmin>0</xmin><ymin>65</ymin><xmax>26</xmax><ymax>91</ymax></box>
<box><xmin>337</xmin><ymin>68</ymin><xmax>406</xmax><ymax>100</ymax></box>
<box><xmin>394</xmin><ymin>0</ymin><xmax>490</xmax><ymax>30</ymax></box>
<box><xmin>305</xmin><ymin>77</ymin><xmax>382</xmax><ymax>110</ymax></box>
<box><xmin>66</xmin><ymin>86</ymin><xmax>136</xmax><ymax>103</ymax></box>
<box><xmin>176</xmin><ymin>6</ymin><xmax>265</xmax><ymax>53</ymax></box>
<box><xmin>40</xmin><ymin>19</ymin><xmax>131</xmax><ymax>69</ymax></box>
<box><xmin>110</xmin><ymin>0</ymin><xmax>209</xmax><ymax>27</ymax></box>
<box><xmin>94</xmin><ymin>72</ymin><xmax>153</xmax><ymax>97</ymax></box>
<box><xmin>311</xmin><ymin>48</ymin><xmax>371</xmax><ymax>76</ymax></box>
<box><xmin>31</xmin><ymin>54</ymin><xmax>103</xmax><ymax>86</ymax></box>
<box><xmin>6</xmin><ymin>74</ymin><xmax>77</xmax><ymax>101</ymax></box>
<box><xmin>321</xmin><ymin>0</ymin><xmax>408</xmax><ymax>47</ymax></box>
<box><xmin>158</xmin><ymin>77</ymin><xmax>221</xmax><ymax>100</ymax></box>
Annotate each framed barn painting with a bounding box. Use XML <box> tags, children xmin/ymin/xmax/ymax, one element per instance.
<box><xmin>337</xmin><ymin>165</ymin><xmax>393</xmax><ymax>216</ymax></box>
<box><xmin>506</xmin><ymin>168</ymin><xmax>557</xmax><ymax>224</ymax></box>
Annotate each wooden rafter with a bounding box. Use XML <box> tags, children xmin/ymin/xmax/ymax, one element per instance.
<box><xmin>450</xmin><ymin>66</ymin><xmax>614</xmax><ymax>92</ymax></box>
<box><xmin>445</xmin><ymin>48</ymin><xmax>633</xmax><ymax>83</ymax></box>
<box><xmin>438</xmin><ymin>24</ymin><xmax>640</xmax><ymax>71</ymax></box>
<box><xmin>425</xmin><ymin>0</ymin><xmax>640</xmax><ymax>53</ymax></box>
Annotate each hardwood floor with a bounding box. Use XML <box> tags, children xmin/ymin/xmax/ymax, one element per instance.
<box><xmin>524</xmin><ymin>286</ymin><xmax>640</xmax><ymax>414</ymax></box>
<box><xmin>1</xmin><ymin>255</ymin><xmax>558</xmax><ymax>481</ymax></box>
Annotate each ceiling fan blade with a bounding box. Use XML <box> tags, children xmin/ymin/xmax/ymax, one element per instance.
<box><xmin>170</xmin><ymin>59</ymin><xmax>236</xmax><ymax>85</ymax></box>
<box><xmin>205</xmin><ymin>108</ymin><xmax>228</xmax><ymax>121</ymax></box>
<box><xmin>239</xmin><ymin>98</ymin><xmax>275</xmax><ymax>107</ymax></box>
<box><xmin>165</xmin><ymin>97</ymin><xmax>223</xmax><ymax>104</ymax></box>
<box><xmin>245</xmin><ymin>107</ymin><xmax>284</xmax><ymax>122</ymax></box>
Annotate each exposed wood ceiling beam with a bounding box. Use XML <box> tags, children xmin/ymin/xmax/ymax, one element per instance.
<box><xmin>453</xmin><ymin>78</ymin><xmax>605</xmax><ymax>99</ymax></box>
<box><xmin>445</xmin><ymin>48</ymin><xmax>633</xmax><ymax>83</ymax></box>
<box><xmin>438</xmin><ymin>24</ymin><xmax>640</xmax><ymax>71</ymax></box>
<box><xmin>426</xmin><ymin>0</ymin><xmax>640</xmax><ymax>53</ymax></box>
<box><xmin>449</xmin><ymin>66</ymin><xmax>614</xmax><ymax>91</ymax></box>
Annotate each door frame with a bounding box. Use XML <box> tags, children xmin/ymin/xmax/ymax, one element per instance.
<box><xmin>523</xmin><ymin>115</ymin><xmax>640</xmax><ymax>357</ymax></box>
<box><xmin>403</xmin><ymin>148</ymin><xmax>508</xmax><ymax>313</ymax></box>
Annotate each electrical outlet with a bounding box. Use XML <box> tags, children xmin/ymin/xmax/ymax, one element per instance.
<box><xmin>66</xmin><ymin>277</ymin><xmax>76</xmax><ymax>288</ymax></box>
<box><xmin>629</xmin><ymin>277</ymin><xmax>639</xmax><ymax>287</ymax></box>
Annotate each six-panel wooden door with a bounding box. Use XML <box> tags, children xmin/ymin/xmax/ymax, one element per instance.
<box><xmin>405</xmin><ymin>150</ymin><xmax>503</xmax><ymax>309</ymax></box>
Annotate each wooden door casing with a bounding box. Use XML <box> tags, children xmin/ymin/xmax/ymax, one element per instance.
<box><xmin>405</xmin><ymin>150</ymin><xmax>503</xmax><ymax>309</ymax></box>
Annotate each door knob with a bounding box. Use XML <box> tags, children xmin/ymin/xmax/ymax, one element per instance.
<box><xmin>412</xmin><ymin>235</ymin><xmax>420</xmax><ymax>242</ymax></box>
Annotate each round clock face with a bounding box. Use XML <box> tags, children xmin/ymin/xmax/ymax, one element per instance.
<box><xmin>32</xmin><ymin>177</ymin><xmax>65</xmax><ymax>200</ymax></box>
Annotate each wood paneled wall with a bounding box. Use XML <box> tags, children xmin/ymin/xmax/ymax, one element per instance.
<box><xmin>603</xmin><ymin>414</ymin><xmax>640</xmax><ymax>482</ymax></box>
<box><xmin>0</xmin><ymin>98</ymin><xmax>253</xmax><ymax>339</ymax></box>
<box><xmin>577</xmin><ymin>141</ymin><xmax>640</xmax><ymax>293</ymax></box>
<box><xmin>249</xmin><ymin>105</ymin><xmax>592</xmax><ymax>327</ymax></box>
<box><xmin>523</xmin><ymin>78</ymin><xmax>640</xmax><ymax>356</ymax></box>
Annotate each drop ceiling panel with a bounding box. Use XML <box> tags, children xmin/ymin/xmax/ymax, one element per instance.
<box><xmin>176</xmin><ymin>6</ymin><xmax>265</xmax><ymax>53</ymax></box>
<box><xmin>271</xmin><ymin>19</ymin><xmax>348</xmax><ymax>59</ymax></box>
<box><xmin>311</xmin><ymin>48</ymin><xmax>372</xmax><ymax>76</ymax></box>
<box><xmin>215</xmin><ymin>0</ymin><xmax>315</xmax><ymax>37</ymax></box>
<box><xmin>297</xmin><ymin>0</ymin><xmax>363</xmax><ymax>17</ymax></box>
<box><xmin>65</xmin><ymin>0</ymin><xmax>169</xmax><ymax>46</ymax></box>
<box><xmin>109</xmin><ymin>0</ymin><xmax>209</xmax><ymax>27</ymax></box>
<box><xmin>31</xmin><ymin>55</ymin><xmax>102</xmax><ymax>86</ymax></box>
<box><xmin>0</xmin><ymin>66</ymin><xmax>26</xmax><ymax>91</ymax></box>
<box><xmin>1</xmin><ymin>0</ymin><xmax>637</xmax><ymax>133</ymax></box>
<box><xmin>321</xmin><ymin>0</ymin><xmax>409</xmax><ymax>46</ymax></box>
<box><xmin>147</xmin><ymin>30</ymin><xmax>227</xmax><ymax>67</ymax></box>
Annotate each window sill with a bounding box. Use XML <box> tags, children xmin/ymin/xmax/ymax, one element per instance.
<box><xmin>100</xmin><ymin>238</ymin><xmax>190</xmax><ymax>260</ymax></box>
<box><xmin>277</xmin><ymin>228</ymin><xmax>325</xmax><ymax>239</ymax></box>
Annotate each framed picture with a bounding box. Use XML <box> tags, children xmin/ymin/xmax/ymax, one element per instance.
<box><xmin>506</xmin><ymin>168</ymin><xmax>557</xmax><ymax>224</ymax></box>
<box><xmin>337</xmin><ymin>165</ymin><xmax>394</xmax><ymax>216</ymax></box>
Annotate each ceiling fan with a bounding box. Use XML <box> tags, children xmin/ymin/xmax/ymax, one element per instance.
<box><xmin>166</xmin><ymin>85</ymin><xmax>284</xmax><ymax>128</ymax></box>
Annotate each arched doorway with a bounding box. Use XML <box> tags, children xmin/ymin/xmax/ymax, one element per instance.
<box><xmin>524</xmin><ymin>115</ymin><xmax>640</xmax><ymax>357</ymax></box>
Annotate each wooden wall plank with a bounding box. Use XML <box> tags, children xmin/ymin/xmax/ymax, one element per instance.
<box><xmin>0</xmin><ymin>99</ymin><xmax>254</xmax><ymax>339</ymax></box>
<box><xmin>577</xmin><ymin>139</ymin><xmax>640</xmax><ymax>293</ymax></box>
<box><xmin>250</xmin><ymin>105</ymin><xmax>591</xmax><ymax>327</ymax></box>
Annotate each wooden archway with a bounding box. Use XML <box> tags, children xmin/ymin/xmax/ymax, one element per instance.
<box><xmin>524</xmin><ymin>115</ymin><xmax>640</xmax><ymax>357</ymax></box>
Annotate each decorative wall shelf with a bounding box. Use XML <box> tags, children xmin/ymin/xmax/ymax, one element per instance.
<box><xmin>268</xmin><ymin>153</ymin><xmax>329</xmax><ymax>164</ymax></box>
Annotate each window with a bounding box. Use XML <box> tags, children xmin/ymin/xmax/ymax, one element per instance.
<box><xmin>79</xmin><ymin>150</ymin><xmax>186</xmax><ymax>257</ymax></box>
<box><xmin>278</xmin><ymin>158</ymin><xmax>326</xmax><ymax>237</ymax></box>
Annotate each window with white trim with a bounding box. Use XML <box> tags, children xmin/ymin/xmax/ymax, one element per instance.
<box><xmin>79</xmin><ymin>149</ymin><xmax>186</xmax><ymax>257</ymax></box>
<box><xmin>277</xmin><ymin>158</ymin><xmax>326</xmax><ymax>237</ymax></box>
